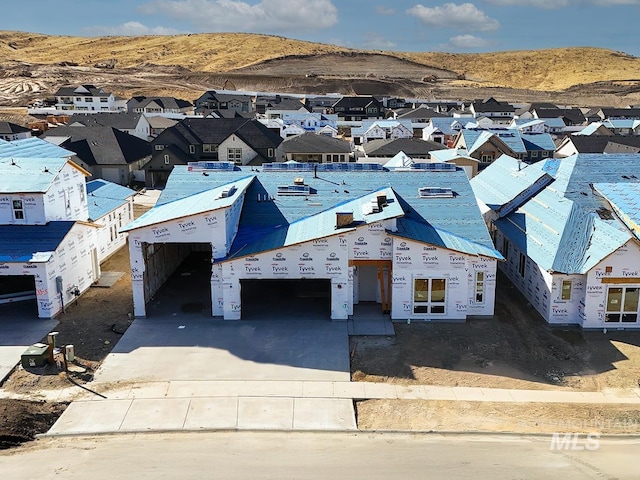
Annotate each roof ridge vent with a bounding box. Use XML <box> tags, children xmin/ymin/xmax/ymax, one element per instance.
<box><xmin>219</xmin><ymin>185</ymin><xmax>236</xmax><ymax>199</ymax></box>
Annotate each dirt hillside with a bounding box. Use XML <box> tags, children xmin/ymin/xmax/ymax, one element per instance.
<box><xmin>1</xmin><ymin>31</ymin><xmax>640</xmax><ymax>107</ymax></box>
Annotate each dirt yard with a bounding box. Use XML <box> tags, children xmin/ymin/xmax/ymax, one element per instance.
<box><xmin>352</xmin><ymin>271</ymin><xmax>640</xmax><ymax>433</ymax></box>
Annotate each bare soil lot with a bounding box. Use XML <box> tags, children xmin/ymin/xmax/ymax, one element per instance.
<box><xmin>352</xmin><ymin>271</ymin><xmax>640</xmax><ymax>392</ymax></box>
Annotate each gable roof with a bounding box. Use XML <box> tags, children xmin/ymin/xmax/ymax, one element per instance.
<box><xmin>42</xmin><ymin>126</ymin><xmax>151</xmax><ymax>166</ymax></box>
<box><xmin>86</xmin><ymin>179</ymin><xmax>136</xmax><ymax>220</ymax></box>
<box><xmin>281</xmin><ymin>132</ymin><xmax>351</xmax><ymax>154</ymax></box>
<box><xmin>471</xmin><ymin>98</ymin><xmax>514</xmax><ymax>113</ymax></box>
<box><xmin>0</xmin><ymin>157</ymin><xmax>85</xmax><ymax>193</ymax></box>
<box><xmin>476</xmin><ymin>154</ymin><xmax>640</xmax><ymax>274</ymax></box>
<box><xmin>0</xmin><ymin>122</ymin><xmax>30</xmax><ymax>135</ymax></box>
<box><xmin>363</xmin><ymin>138</ymin><xmax>446</xmax><ymax>156</ymax></box>
<box><xmin>55</xmin><ymin>84</ymin><xmax>110</xmax><ymax>97</ymax></box>
<box><xmin>68</xmin><ymin>112</ymin><xmax>141</xmax><ymax>130</ymax></box>
<box><xmin>0</xmin><ymin>137</ymin><xmax>75</xmax><ymax>158</ymax></box>
<box><xmin>130</xmin><ymin>97</ymin><xmax>193</xmax><ymax>111</ymax></box>
<box><xmin>561</xmin><ymin>135</ymin><xmax>640</xmax><ymax>154</ymax></box>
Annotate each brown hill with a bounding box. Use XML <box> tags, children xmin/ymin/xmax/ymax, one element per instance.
<box><xmin>0</xmin><ymin>31</ymin><xmax>639</xmax><ymax>107</ymax></box>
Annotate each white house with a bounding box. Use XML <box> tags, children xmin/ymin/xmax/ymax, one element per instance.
<box><xmin>0</xmin><ymin>156</ymin><xmax>99</xmax><ymax>318</ymax></box>
<box><xmin>472</xmin><ymin>154</ymin><xmax>640</xmax><ymax>329</ymax></box>
<box><xmin>122</xmin><ymin>161</ymin><xmax>502</xmax><ymax>321</ymax></box>
<box><xmin>351</xmin><ymin>120</ymin><xmax>413</xmax><ymax>145</ymax></box>
<box><xmin>54</xmin><ymin>85</ymin><xmax>126</xmax><ymax>113</ymax></box>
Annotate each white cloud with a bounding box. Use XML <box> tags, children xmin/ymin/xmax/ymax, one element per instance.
<box><xmin>407</xmin><ymin>3</ymin><xmax>499</xmax><ymax>32</ymax></box>
<box><xmin>139</xmin><ymin>0</ymin><xmax>338</xmax><ymax>33</ymax></box>
<box><xmin>448</xmin><ymin>34</ymin><xmax>489</xmax><ymax>49</ymax></box>
<box><xmin>375</xmin><ymin>6</ymin><xmax>396</xmax><ymax>15</ymax></box>
<box><xmin>87</xmin><ymin>21</ymin><xmax>183</xmax><ymax>36</ymax></box>
<box><xmin>485</xmin><ymin>0</ymin><xmax>639</xmax><ymax>7</ymax></box>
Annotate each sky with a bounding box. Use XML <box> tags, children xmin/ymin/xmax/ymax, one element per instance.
<box><xmin>2</xmin><ymin>0</ymin><xmax>640</xmax><ymax>56</ymax></box>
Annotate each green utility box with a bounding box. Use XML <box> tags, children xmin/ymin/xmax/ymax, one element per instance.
<box><xmin>21</xmin><ymin>343</ymin><xmax>50</xmax><ymax>368</ymax></box>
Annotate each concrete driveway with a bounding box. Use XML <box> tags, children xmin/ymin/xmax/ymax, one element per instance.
<box><xmin>0</xmin><ymin>301</ymin><xmax>58</xmax><ymax>382</ymax></box>
<box><xmin>94</xmin><ymin>316</ymin><xmax>350</xmax><ymax>383</ymax></box>
<box><xmin>49</xmin><ymin>316</ymin><xmax>356</xmax><ymax>435</ymax></box>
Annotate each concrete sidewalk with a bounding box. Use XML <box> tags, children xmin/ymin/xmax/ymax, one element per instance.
<box><xmin>35</xmin><ymin>380</ymin><xmax>640</xmax><ymax>436</ymax></box>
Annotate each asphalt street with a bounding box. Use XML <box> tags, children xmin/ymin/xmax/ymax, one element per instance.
<box><xmin>1</xmin><ymin>431</ymin><xmax>638</xmax><ymax>479</ymax></box>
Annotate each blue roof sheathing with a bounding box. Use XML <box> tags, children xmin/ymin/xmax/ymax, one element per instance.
<box><xmin>138</xmin><ymin>164</ymin><xmax>501</xmax><ymax>259</ymax></box>
<box><xmin>0</xmin><ymin>137</ymin><xmax>74</xmax><ymax>159</ymax></box>
<box><xmin>0</xmin><ymin>222</ymin><xmax>75</xmax><ymax>263</ymax></box>
<box><xmin>470</xmin><ymin>155</ymin><xmax>552</xmax><ymax>212</ymax></box>
<box><xmin>87</xmin><ymin>179</ymin><xmax>136</xmax><ymax>221</ymax></box>
<box><xmin>480</xmin><ymin>154</ymin><xmax>640</xmax><ymax>273</ymax></box>
<box><xmin>0</xmin><ymin>157</ymin><xmax>69</xmax><ymax>193</ymax></box>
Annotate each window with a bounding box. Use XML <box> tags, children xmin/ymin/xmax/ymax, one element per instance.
<box><xmin>480</xmin><ymin>154</ymin><xmax>493</xmax><ymax>163</ymax></box>
<box><xmin>475</xmin><ymin>272</ymin><xmax>485</xmax><ymax>303</ymax></box>
<box><xmin>75</xmin><ymin>97</ymin><xmax>82</xmax><ymax>102</ymax></box>
<box><xmin>518</xmin><ymin>253</ymin><xmax>526</xmax><ymax>277</ymax></box>
<box><xmin>228</xmin><ymin>148</ymin><xmax>242</xmax><ymax>163</ymax></box>
<box><xmin>164</xmin><ymin>154</ymin><xmax>170</xmax><ymax>164</ymax></box>
<box><xmin>561</xmin><ymin>280</ymin><xmax>572</xmax><ymax>301</ymax></box>
<box><xmin>268</xmin><ymin>148</ymin><xmax>274</xmax><ymax>158</ymax></box>
<box><xmin>155</xmin><ymin>144</ymin><xmax>164</xmax><ymax>151</ymax></box>
<box><xmin>100</xmin><ymin>97</ymin><xmax>108</xmax><ymax>103</ymax></box>
<box><xmin>413</xmin><ymin>278</ymin><xmax>446</xmax><ymax>314</ymax></box>
<box><xmin>12</xmin><ymin>199</ymin><xmax>24</xmax><ymax>220</ymax></box>
<box><xmin>531</xmin><ymin>151</ymin><xmax>539</xmax><ymax>158</ymax></box>
<box><xmin>85</xmin><ymin>97</ymin><xmax>93</xmax><ymax>102</ymax></box>
<box><xmin>605</xmin><ymin>287</ymin><xmax>639</xmax><ymax>323</ymax></box>
<box><xmin>502</xmin><ymin>238</ymin><xmax>510</xmax><ymax>261</ymax></box>
<box><xmin>202</xmin><ymin>144</ymin><xmax>217</xmax><ymax>153</ymax></box>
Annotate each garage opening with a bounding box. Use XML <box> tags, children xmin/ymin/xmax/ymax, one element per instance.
<box><xmin>240</xmin><ymin>279</ymin><xmax>331</xmax><ymax>320</ymax></box>
<box><xmin>146</xmin><ymin>247</ymin><xmax>213</xmax><ymax>316</ymax></box>
<box><xmin>0</xmin><ymin>275</ymin><xmax>36</xmax><ymax>302</ymax></box>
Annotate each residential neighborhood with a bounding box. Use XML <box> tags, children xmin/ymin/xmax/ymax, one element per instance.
<box><xmin>6</xmin><ymin>84</ymin><xmax>640</xmax><ymax>324</ymax></box>
<box><xmin>3</xmin><ymin>79</ymin><xmax>640</xmax><ymax>471</ymax></box>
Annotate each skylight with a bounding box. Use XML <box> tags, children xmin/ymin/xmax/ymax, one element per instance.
<box><xmin>418</xmin><ymin>187</ymin><xmax>454</xmax><ymax>198</ymax></box>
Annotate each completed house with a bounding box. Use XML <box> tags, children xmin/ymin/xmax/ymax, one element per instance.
<box><xmin>151</xmin><ymin>118</ymin><xmax>283</xmax><ymax>166</ymax></box>
<box><xmin>331</xmin><ymin>96</ymin><xmax>384</xmax><ymax>121</ymax></box>
<box><xmin>472</xmin><ymin>154</ymin><xmax>640</xmax><ymax>329</ymax></box>
<box><xmin>555</xmin><ymin>134</ymin><xmax>640</xmax><ymax>157</ymax></box>
<box><xmin>0</xmin><ymin>122</ymin><xmax>31</xmax><ymax>141</ymax></box>
<box><xmin>127</xmin><ymin>96</ymin><xmax>193</xmax><ymax>115</ymax></box>
<box><xmin>351</xmin><ymin>120</ymin><xmax>414</xmax><ymax>145</ymax></box>
<box><xmin>122</xmin><ymin>161</ymin><xmax>502</xmax><ymax>321</ymax></box>
<box><xmin>361</xmin><ymin>138</ymin><xmax>447</xmax><ymax>160</ymax></box>
<box><xmin>194</xmin><ymin>91</ymin><xmax>254</xmax><ymax>115</ymax></box>
<box><xmin>42</xmin><ymin>126</ymin><xmax>152</xmax><ymax>186</ymax></box>
<box><xmin>280</xmin><ymin>133</ymin><xmax>352</xmax><ymax>163</ymax></box>
<box><xmin>54</xmin><ymin>85</ymin><xmax>126</xmax><ymax>112</ymax></box>
<box><xmin>469</xmin><ymin>98</ymin><xmax>515</xmax><ymax>125</ymax></box>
